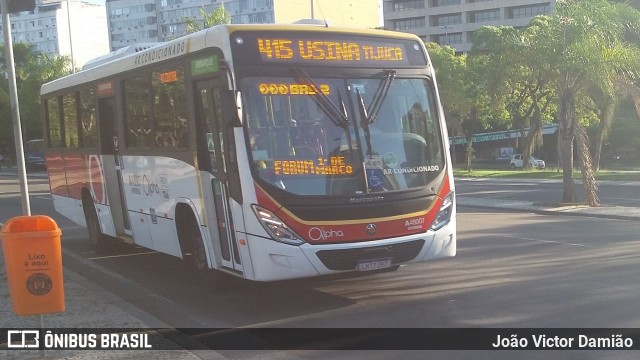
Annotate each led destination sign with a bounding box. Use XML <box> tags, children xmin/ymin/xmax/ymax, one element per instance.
<box><xmin>258</xmin><ymin>38</ymin><xmax>405</xmax><ymax>63</ymax></box>
<box><xmin>232</xmin><ymin>31</ymin><xmax>427</xmax><ymax>67</ymax></box>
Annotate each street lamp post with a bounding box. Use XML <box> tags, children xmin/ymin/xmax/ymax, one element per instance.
<box><xmin>1</xmin><ymin>0</ymin><xmax>33</xmax><ymax>216</ymax></box>
<box><xmin>67</xmin><ymin>0</ymin><xmax>75</xmax><ymax>71</ymax></box>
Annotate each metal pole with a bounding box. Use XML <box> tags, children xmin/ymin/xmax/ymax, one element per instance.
<box><xmin>311</xmin><ymin>0</ymin><xmax>314</xmax><ymax>19</ymax></box>
<box><xmin>67</xmin><ymin>0</ymin><xmax>75</xmax><ymax>71</ymax></box>
<box><xmin>1</xmin><ymin>0</ymin><xmax>31</xmax><ymax>216</ymax></box>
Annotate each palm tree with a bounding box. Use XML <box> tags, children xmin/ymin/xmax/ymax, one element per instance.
<box><xmin>532</xmin><ymin>0</ymin><xmax>640</xmax><ymax>206</ymax></box>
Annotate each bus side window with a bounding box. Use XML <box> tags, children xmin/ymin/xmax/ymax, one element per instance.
<box><xmin>124</xmin><ymin>75</ymin><xmax>153</xmax><ymax>148</ymax></box>
<box><xmin>63</xmin><ymin>93</ymin><xmax>78</xmax><ymax>148</ymax></box>
<box><xmin>47</xmin><ymin>97</ymin><xmax>63</xmax><ymax>148</ymax></box>
<box><xmin>79</xmin><ymin>87</ymin><xmax>98</xmax><ymax>148</ymax></box>
<box><xmin>152</xmin><ymin>66</ymin><xmax>189</xmax><ymax>149</ymax></box>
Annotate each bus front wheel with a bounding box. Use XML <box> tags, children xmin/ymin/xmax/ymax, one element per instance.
<box><xmin>187</xmin><ymin>230</ymin><xmax>226</xmax><ymax>289</ymax></box>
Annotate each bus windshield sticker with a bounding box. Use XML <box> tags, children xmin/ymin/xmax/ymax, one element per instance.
<box><xmin>382</xmin><ymin>152</ymin><xmax>398</xmax><ymax>168</ymax></box>
<box><xmin>258</xmin><ymin>83</ymin><xmax>330</xmax><ymax>96</ymax></box>
<box><xmin>351</xmin><ymin>84</ymin><xmax>365</xmax><ymax>94</ymax></box>
<box><xmin>364</xmin><ymin>155</ymin><xmax>383</xmax><ymax>170</ymax></box>
<box><xmin>273</xmin><ymin>156</ymin><xmax>353</xmax><ymax>176</ymax></box>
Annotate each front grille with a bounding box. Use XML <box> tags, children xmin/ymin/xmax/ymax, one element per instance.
<box><xmin>315</xmin><ymin>240</ymin><xmax>426</xmax><ymax>271</ymax></box>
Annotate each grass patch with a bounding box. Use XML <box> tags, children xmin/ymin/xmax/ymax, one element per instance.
<box><xmin>454</xmin><ymin>168</ymin><xmax>640</xmax><ymax>181</ymax></box>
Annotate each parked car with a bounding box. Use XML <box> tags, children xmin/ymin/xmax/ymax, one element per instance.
<box><xmin>25</xmin><ymin>139</ymin><xmax>45</xmax><ymax>171</ymax></box>
<box><xmin>510</xmin><ymin>154</ymin><xmax>545</xmax><ymax>169</ymax></box>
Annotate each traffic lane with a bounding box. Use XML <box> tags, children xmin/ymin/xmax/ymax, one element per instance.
<box><xmin>199</xmin><ymin>210</ymin><xmax>640</xmax><ymax>360</ymax></box>
<box><xmin>456</xmin><ymin>179</ymin><xmax>579</xmax><ymax>204</ymax></box>
<box><xmin>61</xmin><ymin>237</ymin><xmax>359</xmax><ymax>328</ymax></box>
<box><xmin>61</xmin><ymin>209</ymin><xmax>640</xmax><ymax>330</ymax></box>
<box><xmin>57</xmin><ymin>209</ymin><xmax>640</xmax><ymax>359</ymax></box>
<box><xmin>456</xmin><ymin>178</ymin><xmax>640</xmax><ymax>206</ymax></box>
<box><xmin>297</xmin><ymin>210</ymin><xmax>640</xmax><ymax>328</ymax></box>
<box><xmin>0</xmin><ymin>174</ymin><xmax>71</xmax><ymax>226</ymax></box>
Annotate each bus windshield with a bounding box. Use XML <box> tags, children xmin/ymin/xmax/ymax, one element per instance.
<box><xmin>242</xmin><ymin>75</ymin><xmax>444</xmax><ymax>196</ymax></box>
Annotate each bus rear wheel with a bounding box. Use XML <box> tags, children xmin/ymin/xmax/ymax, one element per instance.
<box><xmin>83</xmin><ymin>197</ymin><xmax>109</xmax><ymax>253</ymax></box>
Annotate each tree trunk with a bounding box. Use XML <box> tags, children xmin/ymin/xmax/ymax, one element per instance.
<box><xmin>559</xmin><ymin>89</ymin><xmax>576</xmax><ymax>203</ymax></box>
<box><xmin>523</xmin><ymin>106</ymin><xmax>543</xmax><ymax>171</ymax></box>
<box><xmin>576</xmin><ymin>123</ymin><xmax>599</xmax><ymax>206</ymax></box>
<box><xmin>465</xmin><ymin>140</ymin><xmax>474</xmax><ymax>172</ymax></box>
<box><xmin>593</xmin><ymin>123</ymin><xmax>604</xmax><ymax>172</ymax></box>
<box><xmin>593</xmin><ymin>101</ymin><xmax>615</xmax><ymax>172</ymax></box>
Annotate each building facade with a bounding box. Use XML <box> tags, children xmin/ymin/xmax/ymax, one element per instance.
<box><xmin>106</xmin><ymin>0</ymin><xmax>381</xmax><ymax>51</ymax></box>
<box><xmin>383</xmin><ymin>0</ymin><xmax>556</xmax><ymax>52</ymax></box>
<box><xmin>2</xmin><ymin>0</ymin><xmax>109</xmax><ymax>69</ymax></box>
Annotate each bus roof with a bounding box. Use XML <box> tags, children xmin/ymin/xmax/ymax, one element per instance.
<box><xmin>41</xmin><ymin>24</ymin><xmax>425</xmax><ymax>96</ymax></box>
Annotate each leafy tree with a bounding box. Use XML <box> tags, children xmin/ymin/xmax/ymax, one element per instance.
<box><xmin>426</xmin><ymin>42</ymin><xmax>505</xmax><ymax>170</ymax></box>
<box><xmin>183</xmin><ymin>5</ymin><xmax>232</xmax><ymax>34</ymax></box>
<box><xmin>585</xmin><ymin>75</ymin><xmax>640</xmax><ymax>171</ymax></box>
<box><xmin>471</xmin><ymin>25</ymin><xmax>556</xmax><ymax>169</ymax></box>
<box><xmin>0</xmin><ymin>43</ymin><xmax>72</xmax><ymax>159</ymax></box>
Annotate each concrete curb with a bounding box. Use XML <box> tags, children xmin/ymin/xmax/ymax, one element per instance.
<box><xmin>457</xmin><ymin>197</ymin><xmax>640</xmax><ymax>222</ymax></box>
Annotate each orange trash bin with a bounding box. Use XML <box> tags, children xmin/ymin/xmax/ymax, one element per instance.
<box><xmin>1</xmin><ymin>215</ymin><xmax>65</xmax><ymax>316</ymax></box>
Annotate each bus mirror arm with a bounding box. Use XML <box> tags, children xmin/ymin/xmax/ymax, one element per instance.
<box><xmin>222</xmin><ymin>90</ymin><xmax>242</xmax><ymax>127</ymax></box>
<box><xmin>221</xmin><ymin>60</ymin><xmax>236</xmax><ymax>93</ymax></box>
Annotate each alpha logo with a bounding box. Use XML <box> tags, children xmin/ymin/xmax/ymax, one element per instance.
<box><xmin>365</xmin><ymin>224</ymin><xmax>377</xmax><ymax>236</ymax></box>
<box><xmin>308</xmin><ymin>227</ymin><xmax>344</xmax><ymax>241</ymax></box>
<box><xmin>7</xmin><ymin>330</ymin><xmax>40</xmax><ymax>348</ymax></box>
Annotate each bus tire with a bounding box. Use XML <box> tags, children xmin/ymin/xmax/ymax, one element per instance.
<box><xmin>82</xmin><ymin>196</ymin><xmax>109</xmax><ymax>253</ymax></box>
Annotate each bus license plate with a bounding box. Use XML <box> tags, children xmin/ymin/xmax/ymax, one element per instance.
<box><xmin>357</xmin><ymin>258</ymin><xmax>392</xmax><ymax>271</ymax></box>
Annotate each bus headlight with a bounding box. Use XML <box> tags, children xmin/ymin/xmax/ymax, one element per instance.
<box><xmin>430</xmin><ymin>191</ymin><xmax>454</xmax><ymax>231</ymax></box>
<box><xmin>251</xmin><ymin>205</ymin><xmax>305</xmax><ymax>245</ymax></box>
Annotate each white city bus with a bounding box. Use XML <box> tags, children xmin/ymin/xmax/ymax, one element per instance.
<box><xmin>41</xmin><ymin>23</ymin><xmax>456</xmax><ymax>283</ymax></box>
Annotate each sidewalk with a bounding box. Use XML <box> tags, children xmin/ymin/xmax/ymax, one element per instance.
<box><xmin>0</xmin><ymin>167</ymin><xmax>223</xmax><ymax>359</ymax></box>
<box><xmin>0</xmin><ymin>245</ymin><xmax>223</xmax><ymax>359</ymax></box>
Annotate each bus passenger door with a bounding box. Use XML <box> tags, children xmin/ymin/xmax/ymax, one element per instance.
<box><xmin>98</xmin><ymin>96</ymin><xmax>132</xmax><ymax>236</ymax></box>
<box><xmin>195</xmin><ymin>79</ymin><xmax>243</xmax><ymax>272</ymax></box>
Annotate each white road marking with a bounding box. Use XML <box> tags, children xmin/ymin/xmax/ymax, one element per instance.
<box><xmin>500</xmin><ymin>234</ymin><xmax>592</xmax><ymax>248</ymax></box>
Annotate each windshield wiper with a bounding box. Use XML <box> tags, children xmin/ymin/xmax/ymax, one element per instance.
<box><xmin>290</xmin><ymin>66</ymin><xmax>349</xmax><ymax>128</ymax></box>
<box><xmin>356</xmin><ymin>89</ymin><xmax>374</xmax><ymax>158</ymax></box>
<box><xmin>364</xmin><ymin>69</ymin><xmax>396</xmax><ymax>124</ymax></box>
